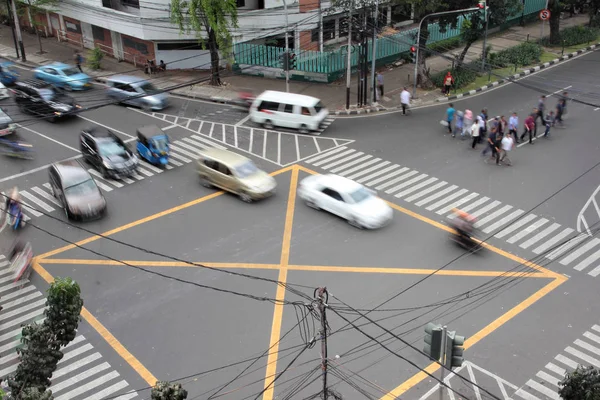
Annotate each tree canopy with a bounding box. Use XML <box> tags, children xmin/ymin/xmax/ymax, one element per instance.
<box><xmin>559</xmin><ymin>365</ymin><xmax>600</xmax><ymax>400</ymax></box>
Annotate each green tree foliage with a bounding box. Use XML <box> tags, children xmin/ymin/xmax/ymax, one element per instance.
<box><xmin>170</xmin><ymin>0</ymin><xmax>238</xmax><ymax>86</ymax></box>
<box><xmin>8</xmin><ymin>323</ymin><xmax>63</xmax><ymax>397</ymax></box>
<box><xmin>87</xmin><ymin>47</ymin><xmax>104</xmax><ymax>70</ymax></box>
<box><xmin>151</xmin><ymin>381</ymin><xmax>188</xmax><ymax>400</ymax></box>
<box><xmin>15</xmin><ymin>387</ymin><xmax>54</xmax><ymax>400</ymax></box>
<box><xmin>589</xmin><ymin>0</ymin><xmax>600</xmax><ymax>27</ymax></box>
<box><xmin>558</xmin><ymin>365</ymin><xmax>600</xmax><ymax>400</ymax></box>
<box><xmin>44</xmin><ymin>277</ymin><xmax>84</xmax><ymax>348</ymax></box>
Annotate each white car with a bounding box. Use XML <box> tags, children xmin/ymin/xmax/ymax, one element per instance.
<box><xmin>0</xmin><ymin>83</ymin><xmax>9</xmax><ymax>100</ymax></box>
<box><xmin>297</xmin><ymin>174</ymin><xmax>393</xmax><ymax>229</ymax></box>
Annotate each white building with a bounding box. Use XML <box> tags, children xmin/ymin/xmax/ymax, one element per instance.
<box><xmin>18</xmin><ymin>0</ymin><xmax>413</xmax><ymax>69</ymax></box>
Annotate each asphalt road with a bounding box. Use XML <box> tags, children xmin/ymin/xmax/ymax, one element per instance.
<box><xmin>0</xmin><ymin>51</ymin><xmax>599</xmax><ymax>400</ymax></box>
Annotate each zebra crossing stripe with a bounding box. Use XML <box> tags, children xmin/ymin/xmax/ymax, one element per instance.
<box><xmin>494</xmin><ymin>214</ymin><xmax>537</xmax><ymax>239</ymax></box>
<box><xmin>536</xmin><ymin>370</ymin><xmax>560</xmax><ymax>387</ymax></box>
<box><xmin>87</xmin><ymin>170</ymin><xmax>121</xmax><ymax>189</ymax></box>
<box><xmin>55</xmin><ymin>370</ymin><xmax>120</xmax><ymax>400</ymax></box>
<box><xmin>139</xmin><ymin>160</ymin><xmax>164</xmax><ymax>174</ymax></box>
<box><xmin>313</xmin><ymin>149</ymin><xmax>356</xmax><ymax>167</ymax></box>
<box><xmin>386</xmin><ymin>173</ymin><xmax>429</xmax><ymax>195</ymax></box>
<box><xmin>474</xmin><ymin>205</ymin><xmax>512</xmax><ymax>228</ymax></box>
<box><xmin>20</xmin><ymin>190</ymin><xmax>54</xmax><ymax>212</ymax></box>
<box><xmin>470</xmin><ymin>200</ymin><xmax>502</xmax><ymax>219</ymax></box>
<box><xmin>52</xmin><ymin>352</ymin><xmax>102</xmax><ymax>379</ymax></box>
<box><xmin>565</xmin><ymin>345</ymin><xmax>600</xmax><ymax>368</ymax></box>
<box><xmin>555</xmin><ymin>354</ymin><xmax>578</xmax><ymax>369</ymax></box>
<box><xmin>525</xmin><ymin>379</ymin><xmax>560</xmax><ymax>399</ymax></box>
<box><xmin>365</xmin><ymin>166</ymin><xmax>409</xmax><ymax>187</ymax></box>
<box><xmin>520</xmin><ymin>222</ymin><xmax>561</xmax><ymax>249</ymax></box>
<box><xmin>376</xmin><ymin>170</ymin><xmax>418</xmax><ymax>191</ymax></box>
<box><xmin>396</xmin><ymin>177</ymin><xmax>438</xmax><ymax>199</ymax></box>
<box><xmin>356</xmin><ymin>164</ymin><xmax>398</xmax><ymax>184</ymax></box>
<box><xmin>168</xmin><ymin>158</ymin><xmax>183</xmax><ymax>167</ymax></box>
<box><xmin>1</xmin><ymin>298</ymin><xmax>45</xmax><ymax>319</ymax></box>
<box><xmin>173</xmin><ymin>140</ymin><xmax>203</xmax><ymax>156</ymax></box>
<box><xmin>450</xmin><ymin>196</ymin><xmax>489</xmax><ymax>217</ymax></box>
<box><xmin>575</xmin><ymin>339</ymin><xmax>600</xmax><ymax>357</ymax></box>
<box><xmin>436</xmin><ymin>192</ymin><xmax>479</xmax><ymax>215</ymax></box>
<box><xmin>573</xmin><ymin>248</ymin><xmax>600</xmax><ymax>271</ymax></box>
<box><xmin>86</xmin><ymin>380</ymin><xmax>130</xmax><ymax>400</ymax></box>
<box><xmin>560</xmin><ymin>237</ymin><xmax>600</xmax><ymax>265</ymax></box>
<box><xmin>405</xmin><ymin>181</ymin><xmax>448</xmax><ymax>203</ymax></box>
<box><xmin>545</xmin><ymin>362</ymin><xmax>566</xmax><ymax>377</ymax></box>
<box><xmin>331</xmin><ymin>155</ymin><xmax>373</xmax><ymax>174</ymax></box>
<box><xmin>322</xmin><ymin>151</ymin><xmax>364</xmax><ymax>170</ymax></box>
<box><xmin>426</xmin><ymin>189</ymin><xmax>469</xmax><ymax>212</ymax></box>
<box><xmin>169</xmin><ymin>151</ymin><xmax>192</xmax><ymax>163</ymax></box>
<box><xmin>190</xmin><ymin>134</ymin><xmax>226</xmax><ymax>150</ymax></box>
<box><xmin>415</xmin><ymin>185</ymin><xmax>458</xmax><ymax>207</ymax></box>
<box><xmin>584</xmin><ymin>331</ymin><xmax>600</xmax><ymax>345</ymax></box>
<box><xmin>514</xmin><ymin>387</ymin><xmax>542</xmax><ymax>400</ymax></box>
<box><xmin>19</xmin><ymin>199</ymin><xmax>43</xmax><ymax>217</ymax></box>
<box><xmin>30</xmin><ymin>186</ymin><xmax>61</xmax><ymax>207</ymax></box>
<box><xmin>305</xmin><ymin>146</ymin><xmax>347</xmax><ymax>163</ymax></box>
<box><xmin>344</xmin><ymin>159</ymin><xmax>386</xmax><ymax>180</ymax></box>
<box><xmin>532</xmin><ymin>227</ymin><xmax>573</xmax><ymax>254</ymax></box>
<box><xmin>181</xmin><ymin>137</ymin><xmax>210</xmax><ymax>152</ymax></box>
<box><xmin>507</xmin><ymin>218</ymin><xmax>549</xmax><ymax>244</ymax></box>
<box><xmin>170</xmin><ymin>143</ymin><xmax>199</xmax><ymax>159</ymax></box>
<box><xmin>51</xmin><ymin>362</ymin><xmax>111</xmax><ymax>393</ymax></box>
<box><xmin>547</xmin><ymin>233</ymin><xmax>588</xmax><ymax>260</ymax></box>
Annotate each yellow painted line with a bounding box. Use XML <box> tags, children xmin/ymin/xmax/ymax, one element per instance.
<box><xmin>39</xmin><ymin>259</ymin><xmax>282</xmax><ymax>270</ymax></box>
<box><xmin>263</xmin><ymin>166</ymin><xmax>299</xmax><ymax>400</ymax></box>
<box><xmin>37</xmin><ymin>165</ymin><xmax>295</xmax><ymax>261</ymax></box>
<box><xmin>379</xmin><ymin>276</ymin><xmax>567</xmax><ymax>399</ymax></box>
<box><xmin>288</xmin><ymin>265</ymin><xmax>549</xmax><ymax>278</ymax></box>
<box><xmin>297</xmin><ymin>164</ymin><xmax>558</xmax><ymax>279</ymax></box>
<box><xmin>32</xmin><ymin>260</ymin><xmax>158</xmax><ymax>386</ymax></box>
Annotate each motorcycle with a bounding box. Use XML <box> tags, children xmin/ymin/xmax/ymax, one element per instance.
<box><xmin>0</xmin><ymin>137</ymin><xmax>34</xmax><ymax>159</ymax></box>
<box><xmin>448</xmin><ymin>218</ymin><xmax>481</xmax><ymax>252</ymax></box>
<box><xmin>6</xmin><ymin>201</ymin><xmax>25</xmax><ymax>231</ymax></box>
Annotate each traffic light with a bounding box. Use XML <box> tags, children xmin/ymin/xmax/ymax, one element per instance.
<box><xmin>444</xmin><ymin>331</ymin><xmax>466</xmax><ymax>369</ymax></box>
<box><xmin>289</xmin><ymin>52</ymin><xmax>296</xmax><ymax>70</ymax></box>
<box><xmin>478</xmin><ymin>1</ymin><xmax>490</xmax><ymax>15</ymax></box>
<box><xmin>423</xmin><ymin>322</ymin><xmax>443</xmax><ymax>361</ymax></box>
<box><xmin>279</xmin><ymin>52</ymin><xmax>289</xmax><ymax>71</ymax></box>
<box><xmin>410</xmin><ymin>45</ymin><xmax>417</xmax><ymax>63</ymax></box>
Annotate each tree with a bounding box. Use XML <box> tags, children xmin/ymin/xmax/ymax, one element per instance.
<box><xmin>588</xmin><ymin>0</ymin><xmax>600</xmax><ymax>27</ymax></box>
<box><xmin>19</xmin><ymin>0</ymin><xmax>57</xmax><ymax>54</ymax></box>
<box><xmin>548</xmin><ymin>0</ymin><xmax>563</xmax><ymax>44</ymax></box>
<box><xmin>8</xmin><ymin>323</ymin><xmax>62</xmax><ymax>397</ymax></box>
<box><xmin>558</xmin><ymin>365</ymin><xmax>600</xmax><ymax>400</ymax></box>
<box><xmin>14</xmin><ymin>387</ymin><xmax>54</xmax><ymax>400</ymax></box>
<box><xmin>44</xmin><ymin>277</ymin><xmax>84</xmax><ymax>348</ymax></box>
<box><xmin>170</xmin><ymin>0</ymin><xmax>238</xmax><ymax>86</ymax></box>
<box><xmin>151</xmin><ymin>381</ymin><xmax>188</xmax><ymax>400</ymax></box>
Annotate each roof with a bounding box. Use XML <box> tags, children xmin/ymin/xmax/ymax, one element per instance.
<box><xmin>256</xmin><ymin>90</ymin><xmax>321</xmax><ymax>107</ymax></box>
<box><xmin>82</xmin><ymin>126</ymin><xmax>113</xmax><ymax>138</ymax></box>
<box><xmin>43</xmin><ymin>62</ymin><xmax>72</xmax><ymax>70</ymax></box>
<box><xmin>201</xmin><ymin>148</ymin><xmax>249</xmax><ymax>166</ymax></box>
<box><xmin>105</xmin><ymin>75</ymin><xmax>147</xmax><ymax>85</ymax></box>
<box><xmin>137</xmin><ymin>125</ymin><xmax>164</xmax><ymax>138</ymax></box>
<box><xmin>53</xmin><ymin>160</ymin><xmax>92</xmax><ymax>185</ymax></box>
<box><xmin>321</xmin><ymin>174</ymin><xmax>362</xmax><ymax>192</ymax></box>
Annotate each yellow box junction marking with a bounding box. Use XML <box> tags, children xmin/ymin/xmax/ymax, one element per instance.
<box><xmin>35</xmin><ymin>164</ymin><xmax>564</xmax><ymax>399</ymax></box>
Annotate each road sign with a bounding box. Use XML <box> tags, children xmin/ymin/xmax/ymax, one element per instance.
<box><xmin>539</xmin><ymin>9</ymin><xmax>551</xmax><ymax>21</ymax></box>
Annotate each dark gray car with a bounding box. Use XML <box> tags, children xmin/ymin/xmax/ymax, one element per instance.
<box><xmin>49</xmin><ymin>160</ymin><xmax>107</xmax><ymax>220</ymax></box>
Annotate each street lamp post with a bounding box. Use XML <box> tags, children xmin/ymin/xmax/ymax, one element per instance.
<box><xmin>283</xmin><ymin>0</ymin><xmax>290</xmax><ymax>93</ymax></box>
<box><xmin>412</xmin><ymin>7</ymin><xmax>480</xmax><ymax>98</ymax></box>
<box><xmin>481</xmin><ymin>3</ymin><xmax>489</xmax><ymax>70</ymax></box>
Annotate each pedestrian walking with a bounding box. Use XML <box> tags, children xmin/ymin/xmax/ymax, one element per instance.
<box><xmin>454</xmin><ymin>111</ymin><xmax>464</xmax><ymax>138</ymax></box>
<box><xmin>443</xmin><ymin>71</ymin><xmax>454</xmax><ymax>96</ymax></box>
<box><xmin>400</xmin><ymin>87</ymin><xmax>411</xmax><ymax>115</ymax></box>
<box><xmin>376</xmin><ymin>72</ymin><xmax>384</xmax><ymax>99</ymax></box>
<box><xmin>555</xmin><ymin>97</ymin><xmax>565</xmax><ymax>127</ymax></box>
<box><xmin>500</xmin><ymin>133</ymin><xmax>514</xmax><ymax>166</ymax></box>
<box><xmin>534</xmin><ymin>96</ymin><xmax>545</xmax><ymax>136</ymax></box>
<box><xmin>463</xmin><ymin>109</ymin><xmax>473</xmax><ymax>139</ymax></box>
<box><xmin>73</xmin><ymin>50</ymin><xmax>83</xmax><ymax>72</ymax></box>
<box><xmin>482</xmin><ymin>117</ymin><xmax>499</xmax><ymax>160</ymax></box>
<box><xmin>471</xmin><ymin>116</ymin><xmax>481</xmax><ymax>149</ymax></box>
<box><xmin>499</xmin><ymin>115</ymin><xmax>507</xmax><ymax>136</ymax></box>
<box><xmin>445</xmin><ymin>103</ymin><xmax>455</xmax><ymax>134</ymax></box>
<box><xmin>478</xmin><ymin>108</ymin><xmax>488</xmax><ymax>143</ymax></box>
<box><xmin>508</xmin><ymin>112</ymin><xmax>519</xmax><ymax>143</ymax></box>
<box><xmin>520</xmin><ymin>113</ymin><xmax>535</xmax><ymax>144</ymax></box>
<box><xmin>544</xmin><ymin>111</ymin><xmax>555</xmax><ymax>137</ymax></box>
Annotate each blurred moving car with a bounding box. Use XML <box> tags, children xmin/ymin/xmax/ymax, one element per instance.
<box><xmin>48</xmin><ymin>160</ymin><xmax>107</xmax><ymax>220</ymax></box>
<box><xmin>105</xmin><ymin>75</ymin><xmax>169</xmax><ymax>111</ymax></box>
<box><xmin>13</xmin><ymin>80</ymin><xmax>81</xmax><ymax>121</ymax></box>
<box><xmin>0</xmin><ymin>108</ymin><xmax>17</xmax><ymax>136</ymax></box>
<box><xmin>33</xmin><ymin>62</ymin><xmax>92</xmax><ymax>91</ymax></box>
<box><xmin>197</xmin><ymin>148</ymin><xmax>276</xmax><ymax>202</ymax></box>
<box><xmin>0</xmin><ymin>83</ymin><xmax>9</xmax><ymax>100</ymax></box>
<box><xmin>297</xmin><ymin>174</ymin><xmax>393</xmax><ymax>229</ymax></box>
<box><xmin>0</xmin><ymin>62</ymin><xmax>19</xmax><ymax>86</ymax></box>
<box><xmin>80</xmin><ymin>127</ymin><xmax>138</xmax><ymax>179</ymax></box>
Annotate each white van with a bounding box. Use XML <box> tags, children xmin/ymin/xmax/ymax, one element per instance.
<box><xmin>249</xmin><ymin>90</ymin><xmax>329</xmax><ymax>134</ymax></box>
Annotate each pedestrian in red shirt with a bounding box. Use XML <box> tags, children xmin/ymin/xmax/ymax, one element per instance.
<box><xmin>520</xmin><ymin>113</ymin><xmax>536</xmax><ymax>144</ymax></box>
<box><xmin>443</xmin><ymin>72</ymin><xmax>454</xmax><ymax>96</ymax></box>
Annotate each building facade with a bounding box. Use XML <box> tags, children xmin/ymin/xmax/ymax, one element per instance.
<box><xmin>14</xmin><ymin>0</ymin><xmax>409</xmax><ymax>70</ymax></box>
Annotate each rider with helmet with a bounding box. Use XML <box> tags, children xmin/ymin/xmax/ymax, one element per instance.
<box><xmin>451</xmin><ymin>208</ymin><xmax>476</xmax><ymax>239</ymax></box>
<box><xmin>4</xmin><ymin>186</ymin><xmax>20</xmax><ymax>216</ymax></box>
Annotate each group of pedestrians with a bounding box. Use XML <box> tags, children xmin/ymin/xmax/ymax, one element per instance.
<box><xmin>443</xmin><ymin>92</ymin><xmax>568</xmax><ymax>166</ymax></box>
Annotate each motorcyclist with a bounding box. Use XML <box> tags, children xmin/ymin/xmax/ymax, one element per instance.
<box><xmin>4</xmin><ymin>187</ymin><xmax>21</xmax><ymax>222</ymax></box>
<box><xmin>451</xmin><ymin>208</ymin><xmax>476</xmax><ymax>239</ymax></box>
<box><xmin>9</xmin><ymin>240</ymin><xmax>25</xmax><ymax>263</ymax></box>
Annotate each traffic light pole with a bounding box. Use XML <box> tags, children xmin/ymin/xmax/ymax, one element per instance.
<box><xmin>283</xmin><ymin>0</ymin><xmax>290</xmax><ymax>93</ymax></box>
<box><xmin>439</xmin><ymin>325</ymin><xmax>447</xmax><ymax>400</ymax></box>
<box><xmin>370</xmin><ymin>0</ymin><xmax>379</xmax><ymax>105</ymax></box>
<box><xmin>481</xmin><ymin>3</ymin><xmax>488</xmax><ymax>70</ymax></box>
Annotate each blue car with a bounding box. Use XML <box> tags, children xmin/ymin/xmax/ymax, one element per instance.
<box><xmin>33</xmin><ymin>62</ymin><xmax>92</xmax><ymax>91</ymax></box>
<box><xmin>0</xmin><ymin>62</ymin><xmax>19</xmax><ymax>86</ymax></box>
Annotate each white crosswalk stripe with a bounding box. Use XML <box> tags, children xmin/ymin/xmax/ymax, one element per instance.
<box><xmin>20</xmin><ymin>190</ymin><xmax>54</xmax><ymax>213</ymax></box>
<box><xmin>0</xmin><ymin>257</ymin><xmax>140</xmax><ymax>400</ymax></box>
<box><xmin>519</xmin><ymin>321</ymin><xmax>600</xmax><ymax>400</ymax></box>
<box><xmin>303</xmin><ymin>148</ymin><xmax>600</xmax><ymax>277</ymax></box>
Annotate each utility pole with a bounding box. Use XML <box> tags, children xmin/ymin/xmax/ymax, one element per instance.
<box><xmin>370</xmin><ymin>0</ymin><xmax>379</xmax><ymax>105</ymax></box>
<box><xmin>10</xmin><ymin>0</ymin><xmax>26</xmax><ymax>62</ymax></box>
<box><xmin>362</xmin><ymin>8</ymin><xmax>368</xmax><ymax>106</ymax></box>
<box><xmin>6</xmin><ymin>0</ymin><xmax>19</xmax><ymax>58</ymax></box>
<box><xmin>439</xmin><ymin>325</ymin><xmax>447</xmax><ymax>400</ymax></box>
<box><xmin>283</xmin><ymin>0</ymin><xmax>290</xmax><ymax>93</ymax></box>
<box><xmin>345</xmin><ymin>0</ymin><xmax>353</xmax><ymax>109</ymax></box>
<box><xmin>316</xmin><ymin>287</ymin><xmax>329</xmax><ymax>399</ymax></box>
<box><xmin>481</xmin><ymin>3</ymin><xmax>488</xmax><ymax>70</ymax></box>
<box><xmin>540</xmin><ymin>0</ymin><xmax>549</xmax><ymax>38</ymax></box>
<box><xmin>318</xmin><ymin>0</ymin><xmax>323</xmax><ymax>52</ymax></box>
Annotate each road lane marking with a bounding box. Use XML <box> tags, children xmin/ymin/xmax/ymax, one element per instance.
<box><xmin>559</xmin><ymin>237</ymin><xmax>600</xmax><ymax>265</ymax></box>
<box><xmin>20</xmin><ymin>190</ymin><xmax>54</xmax><ymax>212</ymax></box>
<box><xmin>337</xmin><ymin>156</ymin><xmax>378</xmax><ymax>177</ymax></box>
<box><xmin>376</xmin><ymin>170</ymin><xmax>418</xmax><ymax>191</ymax></box>
<box><xmin>435</xmin><ymin>191</ymin><xmax>478</xmax><ymax>214</ymax></box>
<box><xmin>425</xmin><ymin>188</ymin><xmax>468</xmax><ymax>211</ymax></box>
<box><xmin>162</xmin><ymin>124</ymin><xmax>178</xmax><ymax>131</ymax></box>
<box><xmin>414</xmin><ymin>184</ymin><xmax>458</xmax><ymax>207</ymax></box>
<box><xmin>288</xmin><ymin>265</ymin><xmax>548</xmax><ymax>277</ymax></box>
<box><xmin>520</xmin><ymin>222</ymin><xmax>561</xmax><ymax>249</ymax></box>
<box><xmin>483</xmin><ymin>209</ymin><xmax>525</xmax><ymax>234</ymax></box>
<box><xmin>405</xmin><ymin>180</ymin><xmax>448</xmax><ymax>202</ymax></box>
<box><xmin>494</xmin><ymin>214</ymin><xmax>537</xmax><ymax>239</ymax></box>
<box><xmin>77</xmin><ymin>115</ymin><xmax>135</xmax><ymax>139</ymax></box>
<box><xmin>0</xmin><ymin>155</ymin><xmax>82</xmax><ymax>184</ymax></box>
<box><xmin>507</xmin><ymin>218</ymin><xmax>549</xmax><ymax>244</ymax></box>
<box><xmin>17</xmin><ymin>124</ymin><xmax>80</xmax><ymax>152</ymax></box>
<box><xmin>235</xmin><ymin>115</ymin><xmax>251</xmax><ymax>126</ymax></box>
<box><xmin>386</xmin><ymin>173</ymin><xmax>429</xmax><ymax>195</ymax></box>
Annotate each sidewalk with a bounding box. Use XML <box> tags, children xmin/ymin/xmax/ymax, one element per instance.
<box><xmin>0</xmin><ymin>14</ymin><xmax>589</xmax><ymax>111</ymax></box>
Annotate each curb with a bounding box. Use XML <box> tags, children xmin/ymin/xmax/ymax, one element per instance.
<box><xmin>441</xmin><ymin>43</ymin><xmax>599</xmax><ymax>102</ymax></box>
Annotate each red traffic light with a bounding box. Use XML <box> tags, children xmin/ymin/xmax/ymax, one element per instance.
<box><xmin>410</xmin><ymin>46</ymin><xmax>416</xmax><ymax>52</ymax></box>
<box><xmin>477</xmin><ymin>3</ymin><xmax>484</xmax><ymax>8</ymax></box>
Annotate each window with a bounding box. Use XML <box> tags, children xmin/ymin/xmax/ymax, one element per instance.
<box><xmin>204</xmin><ymin>160</ymin><xmax>218</xmax><ymax>170</ymax></box>
<box><xmin>236</xmin><ymin>0</ymin><xmax>245</xmax><ymax>6</ymax></box>
<box><xmin>62</xmin><ymin>68</ymin><xmax>81</xmax><ymax>76</ymax></box>
<box><xmin>323</xmin><ymin>19</ymin><xmax>335</xmax><ymax>41</ymax></box>
<box><xmin>156</xmin><ymin>42</ymin><xmax>204</xmax><ymax>51</ymax></box>
<box><xmin>258</xmin><ymin>101</ymin><xmax>279</xmax><ymax>112</ymax></box>
<box><xmin>348</xmin><ymin>187</ymin><xmax>371</xmax><ymax>203</ymax></box>
<box><xmin>65</xmin><ymin>179</ymin><xmax>97</xmax><ymax>196</ymax></box>
<box><xmin>311</xmin><ymin>28</ymin><xmax>319</xmax><ymax>43</ymax></box>
<box><xmin>65</xmin><ymin>21</ymin><xmax>81</xmax><ymax>34</ymax></box>
<box><xmin>339</xmin><ymin>17</ymin><xmax>349</xmax><ymax>37</ymax></box>
<box><xmin>98</xmin><ymin>141</ymin><xmax>127</xmax><ymax>157</ymax></box>
<box><xmin>92</xmin><ymin>25</ymin><xmax>105</xmax><ymax>41</ymax></box>
<box><xmin>42</xmin><ymin>68</ymin><xmax>57</xmax><ymax>75</ymax></box>
<box><xmin>218</xmin><ymin>164</ymin><xmax>232</xmax><ymax>176</ymax></box>
<box><xmin>122</xmin><ymin>37</ymin><xmax>148</xmax><ymax>55</ymax></box>
<box><xmin>301</xmin><ymin>107</ymin><xmax>311</xmax><ymax>116</ymax></box>
<box><xmin>282</xmin><ymin>104</ymin><xmax>294</xmax><ymax>113</ymax></box>
<box><xmin>322</xmin><ymin>188</ymin><xmax>343</xmax><ymax>202</ymax></box>
<box><xmin>122</xmin><ymin>0</ymin><xmax>140</xmax><ymax>8</ymax></box>
<box><xmin>233</xmin><ymin>161</ymin><xmax>258</xmax><ymax>179</ymax></box>
<box><xmin>313</xmin><ymin>101</ymin><xmax>325</xmax><ymax>113</ymax></box>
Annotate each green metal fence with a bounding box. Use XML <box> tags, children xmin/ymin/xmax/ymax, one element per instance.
<box><xmin>234</xmin><ymin>0</ymin><xmax>548</xmax><ymax>78</ymax></box>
